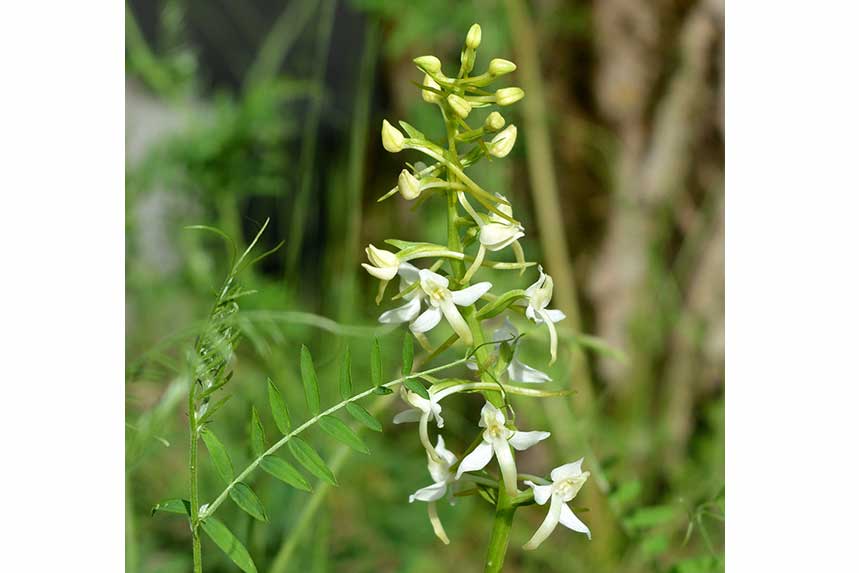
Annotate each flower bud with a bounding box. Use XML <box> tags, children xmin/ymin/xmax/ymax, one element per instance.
<box><xmin>447</xmin><ymin>94</ymin><xmax>472</xmax><ymax>119</ymax></box>
<box><xmin>488</xmin><ymin>58</ymin><xmax>517</xmax><ymax>76</ymax></box>
<box><xmin>381</xmin><ymin>119</ymin><xmax>405</xmax><ymax>153</ymax></box>
<box><xmin>398</xmin><ymin>169</ymin><xmax>421</xmax><ymax>200</ymax></box>
<box><xmin>495</xmin><ymin>87</ymin><xmax>525</xmax><ymax>106</ymax></box>
<box><xmin>422</xmin><ymin>74</ymin><xmax>442</xmax><ymax>104</ymax></box>
<box><xmin>465</xmin><ymin>24</ymin><xmax>482</xmax><ymax>50</ymax></box>
<box><xmin>484</xmin><ymin>111</ymin><xmax>506</xmax><ymax>131</ymax></box>
<box><xmin>414</xmin><ymin>55</ymin><xmax>441</xmax><ymax>74</ymax></box>
<box><xmin>362</xmin><ymin>244</ymin><xmax>400</xmax><ymax>281</ymax></box>
<box><xmin>488</xmin><ymin>125</ymin><xmax>517</xmax><ymax>158</ymax></box>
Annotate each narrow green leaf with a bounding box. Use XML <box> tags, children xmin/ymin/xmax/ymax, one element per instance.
<box><xmin>346</xmin><ymin>402</ymin><xmax>382</xmax><ymax>432</ymax></box>
<box><xmin>267</xmin><ymin>379</ymin><xmax>291</xmax><ymax>434</ymax></box>
<box><xmin>373</xmin><ymin>386</ymin><xmax>393</xmax><ymax>395</ymax></box>
<box><xmin>319</xmin><ymin>415</ymin><xmax>370</xmax><ymax>454</ymax></box>
<box><xmin>403</xmin><ymin>379</ymin><xmax>430</xmax><ymax>400</ymax></box>
<box><xmin>371</xmin><ymin>338</ymin><xmax>382</xmax><ymax>388</ymax></box>
<box><xmin>201</xmin><ymin>517</ymin><xmax>258</xmax><ymax>573</ymax></box>
<box><xmin>200</xmin><ymin>428</ymin><xmax>234</xmax><ymax>485</ymax></box>
<box><xmin>476</xmin><ymin>289</ymin><xmax>527</xmax><ymax>320</ymax></box>
<box><xmin>402</xmin><ymin>334</ymin><xmax>414</xmax><ymax>376</ymax></box>
<box><xmin>151</xmin><ymin>498</ymin><xmax>190</xmax><ymax>517</ymax></box>
<box><xmin>398</xmin><ymin>120</ymin><xmax>426</xmax><ymax>140</ymax></box>
<box><xmin>261</xmin><ymin>455</ymin><xmax>311</xmax><ymax>492</ymax></box>
<box><xmin>339</xmin><ymin>346</ymin><xmax>353</xmax><ymax>399</ymax></box>
<box><xmin>250</xmin><ymin>406</ymin><xmax>266</xmax><ymax>457</ymax></box>
<box><xmin>229</xmin><ymin>482</ymin><xmax>268</xmax><ymax>522</ymax></box>
<box><xmin>198</xmin><ymin>394</ymin><xmax>232</xmax><ymax>425</ymax></box>
<box><xmin>288</xmin><ymin>437</ymin><xmax>337</xmax><ymax>485</ymax></box>
<box><xmin>300</xmin><ymin>345</ymin><xmax>321</xmax><ymax>415</ymax></box>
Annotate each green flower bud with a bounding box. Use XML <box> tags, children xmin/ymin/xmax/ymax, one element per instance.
<box><xmin>495</xmin><ymin>87</ymin><xmax>525</xmax><ymax>106</ymax></box>
<box><xmin>488</xmin><ymin>58</ymin><xmax>517</xmax><ymax>76</ymax></box>
<box><xmin>488</xmin><ymin>125</ymin><xmax>517</xmax><ymax>158</ymax></box>
<box><xmin>447</xmin><ymin>94</ymin><xmax>472</xmax><ymax>119</ymax></box>
<box><xmin>398</xmin><ymin>169</ymin><xmax>421</xmax><ymax>200</ymax></box>
<box><xmin>422</xmin><ymin>74</ymin><xmax>443</xmax><ymax>104</ymax></box>
<box><xmin>485</xmin><ymin>111</ymin><xmax>506</xmax><ymax>131</ymax></box>
<box><xmin>466</xmin><ymin>24</ymin><xmax>482</xmax><ymax>50</ymax></box>
<box><xmin>381</xmin><ymin>120</ymin><xmax>405</xmax><ymax>153</ymax></box>
<box><xmin>414</xmin><ymin>55</ymin><xmax>442</xmax><ymax>74</ymax></box>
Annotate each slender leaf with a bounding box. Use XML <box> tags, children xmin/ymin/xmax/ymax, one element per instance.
<box><xmin>398</xmin><ymin>120</ymin><xmax>425</xmax><ymax>140</ymax></box>
<box><xmin>267</xmin><ymin>379</ymin><xmax>291</xmax><ymax>434</ymax></box>
<box><xmin>288</xmin><ymin>437</ymin><xmax>337</xmax><ymax>485</ymax></box>
<box><xmin>199</xmin><ymin>394</ymin><xmax>233</xmax><ymax>425</ymax></box>
<box><xmin>402</xmin><ymin>334</ymin><xmax>414</xmax><ymax>376</ymax></box>
<box><xmin>371</xmin><ymin>338</ymin><xmax>382</xmax><ymax>388</ymax></box>
<box><xmin>339</xmin><ymin>346</ymin><xmax>352</xmax><ymax>399</ymax></box>
<box><xmin>300</xmin><ymin>345</ymin><xmax>321</xmax><ymax>415</ymax></box>
<box><xmin>229</xmin><ymin>482</ymin><xmax>268</xmax><ymax>522</ymax></box>
<box><xmin>201</xmin><ymin>517</ymin><xmax>258</xmax><ymax>573</ymax></box>
<box><xmin>250</xmin><ymin>406</ymin><xmax>266</xmax><ymax>457</ymax></box>
<box><xmin>404</xmin><ymin>379</ymin><xmax>430</xmax><ymax>400</ymax></box>
<box><xmin>151</xmin><ymin>498</ymin><xmax>190</xmax><ymax>517</ymax></box>
<box><xmin>346</xmin><ymin>402</ymin><xmax>382</xmax><ymax>432</ymax></box>
<box><xmin>261</xmin><ymin>455</ymin><xmax>311</xmax><ymax>492</ymax></box>
<box><xmin>319</xmin><ymin>415</ymin><xmax>370</xmax><ymax>454</ymax></box>
<box><xmin>200</xmin><ymin>428</ymin><xmax>234</xmax><ymax>485</ymax></box>
<box><xmin>373</xmin><ymin>386</ymin><xmax>394</xmax><ymax>395</ymax></box>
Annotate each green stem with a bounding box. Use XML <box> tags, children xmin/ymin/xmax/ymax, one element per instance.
<box><xmin>484</xmin><ymin>486</ymin><xmax>516</xmax><ymax>573</ymax></box>
<box><xmin>188</xmin><ymin>382</ymin><xmax>202</xmax><ymax>573</ymax></box>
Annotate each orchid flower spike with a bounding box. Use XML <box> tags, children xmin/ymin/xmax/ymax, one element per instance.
<box><xmin>409</xmin><ymin>436</ymin><xmax>460</xmax><ymax>544</ymax></box>
<box><xmin>524</xmin><ymin>266</ymin><xmax>566</xmax><ymax>364</ymax></box>
<box><xmin>463</xmin><ymin>194</ymin><xmax>525</xmax><ymax>282</ymax></box>
<box><xmin>456</xmin><ymin>402</ymin><xmax>549</xmax><ymax>495</ymax></box>
<box><xmin>411</xmin><ymin>269</ymin><xmax>491</xmax><ymax>346</ymax></box>
<box><xmin>467</xmin><ymin>319</ymin><xmax>551</xmax><ymax>383</ymax></box>
<box><xmin>523</xmin><ymin>459</ymin><xmax>591</xmax><ymax>550</ymax></box>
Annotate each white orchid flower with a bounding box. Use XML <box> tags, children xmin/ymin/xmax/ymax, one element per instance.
<box><xmin>463</xmin><ymin>195</ymin><xmax>525</xmax><ymax>282</ymax></box>
<box><xmin>523</xmin><ymin>459</ymin><xmax>591</xmax><ymax>550</ymax></box>
<box><xmin>410</xmin><ymin>269</ymin><xmax>491</xmax><ymax>346</ymax></box>
<box><xmin>392</xmin><ymin>384</ymin><xmax>445</xmax><ymax>460</ymax></box>
<box><xmin>409</xmin><ymin>436</ymin><xmax>459</xmax><ymax>544</ymax></box>
<box><xmin>524</xmin><ymin>266</ymin><xmax>566</xmax><ymax>364</ymax></box>
<box><xmin>467</xmin><ymin>319</ymin><xmax>551</xmax><ymax>383</ymax></box>
<box><xmin>455</xmin><ymin>401</ymin><xmax>550</xmax><ymax>495</ymax></box>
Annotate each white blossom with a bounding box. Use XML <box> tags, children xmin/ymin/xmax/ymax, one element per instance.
<box><xmin>523</xmin><ymin>459</ymin><xmax>591</xmax><ymax>550</ymax></box>
<box><xmin>410</xmin><ymin>269</ymin><xmax>491</xmax><ymax>346</ymax></box>
<box><xmin>524</xmin><ymin>266</ymin><xmax>566</xmax><ymax>364</ymax></box>
<box><xmin>463</xmin><ymin>194</ymin><xmax>525</xmax><ymax>282</ymax></box>
<box><xmin>467</xmin><ymin>319</ymin><xmax>551</xmax><ymax>383</ymax></box>
<box><xmin>409</xmin><ymin>436</ymin><xmax>459</xmax><ymax>545</ymax></box>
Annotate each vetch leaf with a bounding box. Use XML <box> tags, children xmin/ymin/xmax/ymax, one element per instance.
<box><xmin>200</xmin><ymin>428</ymin><xmax>234</xmax><ymax>485</ymax></box>
<box><xmin>339</xmin><ymin>346</ymin><xmax>353</xmax><ymax>399</ymax></box>
<box><xmin>250</xmin><ymin>406</ymin><xmax>266</xmax><ymax>457</ymax></box>
<box><xmin>267</xmin><ymin>379</ymin><xmax>291</xmax><ymax>434</ymax></box>
<box><xmin>261</xmin><ymin>455</ymin><xmax>311</xmax><ymax>492</ymax></box>
<box><xmin>402</xmin><ymin>334</ymin><xmax>414</xmax><ymax>376</ymax></box>
<box><xmin>319</xmin><ymin>415</ymin><xmax>370</xmax><ymax>454</ymax></box>
<box><xmin>288</xmin><ymin>437</ymin><xmax>337</xmax><ymax>485</ymax></box>
<box><xmin>151</xmin><ymin>498</ymin><xmax>191</xmax><ymax>517</ymax></box>
<box><xmin>373</xmin><ymin>386</ymin><xmax>394</xmax><ymax>395</ymax></box>
<box><xmin>404</xmin><ymin>379</ymin><xmax>430</xmax><ymax>400</ymax></box>
<box><xmin>300</xmin><ymin>345</ymin><xmax>321</xmax><ymax>415</ymax></box>
<box><xmin>371</xmin><ymin>338</ymin><xmax>382</xmax><ymax>388</ymax></box>
<box><xmin>346</xmin><ymin>402</ymin><xmax>382</xmax><ymax>432</ymax></box>
<box><xmin>229</xmin><ymin>482</ymin><xmax>268</xmax><ymax>522</ymax></box>
<box><xmin>201</xmin><ymin>517</ymin><xmax>258</xmax><ymax>573</ymax></box>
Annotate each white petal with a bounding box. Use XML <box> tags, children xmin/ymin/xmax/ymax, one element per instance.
<box><xmin>450</xmin><ymin>281</ymin><xmax>492</xmax><ymax>306</ymax></box>
<box><xmin>362</xmin><ymin>263</ymin><xmax>398</xmax><ymax>281</ymax></box>
<box><xmin>525</xmin><ymin>481</ymin><xmax>552</xmax><ymax>506</ymax></box>
<box><xmin>411</xmin><ymin>306</ymin><xmax>443</xmax><ymax>333</ymax></box>
<box><xmin>523</xmin><ymin>494</ymin><xmax>562</xmax><ymax>550</ymax></box>
<box><xmin>398</xmin><ymin>262</ymin><xmax>420</xmax><ymax>284</ymax></box>
<box><xmin>509</xmin><ymin>430</ymin><xmax>551</xmax><ymax>451</ymax></box>
<box><xmin>427</xmin><ymin>501</ymin><xmax>450</xmax><ymax>544</ymax></box>
<box><xmin>434</xmin><ymin>436</ymin><xmax>458</xmax><ymax>467</ymax></box>
<box><xmin>409</xmin><ymin>481</ymin><xmax>448</xmax><ymax>503</ymax></box>
<box><xmin>551</xmin><ymin>458</ymin><xmax>585</xmax><ymax>482</ymax></box>
<box><xmin>455</xmin><ymin>441</ymin><xmax>493</xmax><ymax>479</ymax></box>
<box><xmin>439</xmin><ymin>300</ymin><xmax>473</xmax><ymax>345</ymax></box>
<box><xmin>525</xmin><ymin>305</ymin><xmax>538</xmax><ymax>322</ymax></box>
<box><xmin>559</xmin><ymin>503</ymin><xmax>591</xmax><ymax>539</ymax></box>
<box><xmin>524</xmin><ymin>267</ymin><xmax>546</xmax><ymax>298</ymax></box>
<box><xmin>479</xmin><ymin>223</ymin><xmax>520</xmax><ymax>251</ymax></box>
<box><xmin>418</xmin><ymin>268</ymin><xmax>449</xmax><ymax>289</ymax></box>
<box><xmin>544</xmin><ymin>309</ymin><xmax>566</xmax><ymax>323</ymax></box>
<box><xmin>493</xmin><ymin>437</ymin><xmax>519</xmax><ymax>495</ymax></box>
<box><xmin>378</xmin><ymin>297</ymin><xmax>422</xmax><ymax>324</ymax></box>
<box><xmin>479</xmin><ymin>401</ymin><xmax>506</xmax><ymax>428</ymax></box>
<box><xmin>393</xmin><ymin>409</ymin><xmax>422</xmax><ymax>424</ymax></box>
<box><xmin>507</xmin><ymin>358</ymin><xmax>552</xmax><ymax>383</ymax></box>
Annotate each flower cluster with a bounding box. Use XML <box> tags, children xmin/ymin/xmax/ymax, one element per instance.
<box><xmin>364</xmin><ymin>24</ymin><xmax>590</xmax><ymax>551</ymax></box>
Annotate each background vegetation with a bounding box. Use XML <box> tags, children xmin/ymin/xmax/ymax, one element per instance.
<box><xmin>125</xmin><ymin>1</ymin><xmax>724</xmax><ymax>571</ymax></box>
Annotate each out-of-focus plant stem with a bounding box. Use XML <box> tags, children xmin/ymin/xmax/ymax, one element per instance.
<box><xmin>483</xmin><ymin>485</ymin><xmax>516</xmax><ymax>573</ymax></box>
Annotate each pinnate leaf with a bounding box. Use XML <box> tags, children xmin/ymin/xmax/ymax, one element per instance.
<box><xmin>404</xmin><ymin>379</ymin><xmax>430</xmax><ymax>400</ymax></box>
<box><xmin>250</xmin><ymin>406</ymin><xmax>266</xmax><ymax>457</ymax></box>
<box><xmin>261</xmin><ymin>455</ymin><xmax>311</xmax><ymax>492</ymax></box>
<box><xmin>346</xmin><ymin>402</ymin><xmax>382</xmax><ymax>432</ymax></box>
<box><xmin>319</xmin><ymin>415</ymin><xmax>370</xmax><ymax>454</ymax></box>
<box><xmin>288</xmin><ymin>437</ymin><xmax>337</xmax><ymax>485</ymax></box>
<box><xmin>229</xmin><ymin>482</ymin><xmax>268</xmax><ymax>522</ymax></box>
<box><xmin>201</xmin><ymin>517</ymin><xmax>258</xmax><ymax>573</ymax></box>
<box><xmin>200</xmin><ymin>428</ymin><xmax>234</xmax><ymax>485</ymax></box>
<box><xmin>339</xmin><ymin>346</ymin><xmax>353</xmax><ymax>399</ymax></box>
<box><xmin>151</xmin><ymin>498</ymin><xmax>190</xmax><ymax>516</ymax></box>
<box><xmin>300</xmin><ymin>345</ymin><xmax>321</xmax><ymax>415</ymax></box>
<box><xmin>267</xmin><ymin>378</ymin><xmax>291</xmax><ymax>434</ymax></box>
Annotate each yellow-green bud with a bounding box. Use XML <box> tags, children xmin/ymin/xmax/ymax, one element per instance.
<box><xmin>495</xmin><ymin>87</ymin><xmax>525</xmax><ymax>106</ymax></box>
<box><xmin>381</xmin><ymin>120</ymin><xmax>405</xmax><ymax>153</ymax></box>
<box><xmin>485</xmin><ymin>111</ymin><xmax>506</xmax><ymax>131</ymax></box>
<box><xmin>422</xmin><ymin>74</ymin><xmax>442</xmax><ymax>104</ymax></box>
<box><xmin>447</xmin><ymin>94</ymin><xmax>472</xmax><ymax>119</ymax></box>
<box><xmin>414</xmin><ymin>55</ymin><xmax>441</xmax><ymax>74</ymax></box>
<box><xmin>466</xmin><ymin>24</ymin><xmax>482</xmax><ymax>50</ymax></box>
<box><xmin>398</xmin><ymin>169</ymin><xmax>421</xmax><ymax>200</ymax></box>
<box><xmin>488</xmin><ymin>58</ymin><xmax>517</xmax><ymax>76</ymax></box>
<box><xmin>488</xmin><ymin>125</ymin><xmax>517</xmax><ymax>158</ymax></box>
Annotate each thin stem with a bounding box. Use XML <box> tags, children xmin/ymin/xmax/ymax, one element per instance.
<box><xmin>484</xmin><ymin>485</ymin><xmax>516</xmax><ymax>573</ymax></box>
<box><xmin>188</xmin><ymin>380</ymin><xmax>202</xmax><ymax>573</ymax></box>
